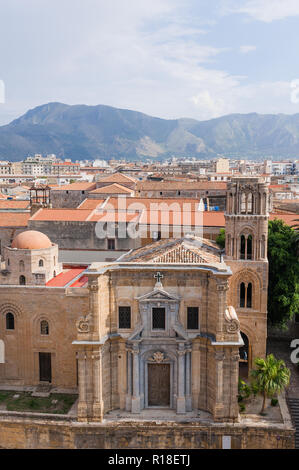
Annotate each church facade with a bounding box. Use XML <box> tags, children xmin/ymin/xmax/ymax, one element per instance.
<box><xmin>0</xmin><ymin>177</ymin><xmax>269</xmax><ymax>424</ymax></box>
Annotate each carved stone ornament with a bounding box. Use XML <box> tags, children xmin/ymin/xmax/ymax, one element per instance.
<box><xmin>239</xmin><ymin>184</ymin><xmax>254</xmax><ymax>192</ymax></box>
<box><xmin>151</xmin><ymin>351</ymin><xmax>165</xmax><ymax>363</ymax></box>
<box><xmin>76</xmin><ymin>314</ymin><xmax>91</xmax><ymax>333</ymax></box>
<box><xmin>226</xmin><ymin>320</ymin><xmax>240</xmax><ymax>333</ymax></box>
<box><xmin>224</xmin><ymin>306</ymin><xmax>240</xmax><ymax>334</ymax></box>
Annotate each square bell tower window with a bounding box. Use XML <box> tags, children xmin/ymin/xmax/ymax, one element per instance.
<box><xmin>152</xmin><ymin>307</ymin><xmax>165</xmax><ymax>330</ymax></box>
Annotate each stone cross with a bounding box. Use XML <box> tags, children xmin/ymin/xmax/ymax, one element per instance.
<box><xmin>154</xmin><ymin>272</ymin><xmax>164</xmax><ymax>284</ymax></box>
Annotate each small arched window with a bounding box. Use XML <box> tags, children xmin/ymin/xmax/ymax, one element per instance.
<box><xmin>241</xmin><ymin>193</ymin><xmax>246</xmax><ymax>213</ymax></box>
<box><xmin>6</xmin><ymin>312</ymin><xmax>15</xmax><ymax>330</ymax></box>
<box><xmin>247</xmin><ymin>235</ymin><xmax>252</xmax><ymax>260</ymax></box>
<box><xmin>240</xmin><ymin>282</ymin><xmax>253</xmax><ymax>309</ymax></box>
<box><xmin>240</xmin><ymin>235</ymin><xmax>246</xmax><ymax>259</ymax></box>
<box><xmin>40</xmin><ymin>320</ymin><xmax>49</xmax><ymax>335</ymax></box>
<box><xmin>240</xmin><ymin>283</ymin><xmax>246</xmax><ymax>308</ymax></box>
<box><xmin>19</xmin><ymin>275</ymin><xmax>26</xmax><ymax>285</ymax></box>
<box><xmin>247</xmin><ymin>283</ymin><xmax>252</xmax><ymax>308</ymax></box>
<box><xmin>19</xmin><ymin>260</ymin><xmax>24</xmax><ymax>272</ymax></box>
<box><xmin>247</xmin><ymin>193</ymin><xmax>253</xmax><ymax>214</ymax></box>
<box><xmin>39</xmin><ymin>259</ymin><xmax>44</xmax><ymax>267</ymax></box>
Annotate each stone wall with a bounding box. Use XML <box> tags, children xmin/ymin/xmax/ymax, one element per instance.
<box><xmin>28</xmin><ymin>219</ymin><xmax>140</xmax><ymax>252</ymax></box>
<box><xmin>0</xmin><ymin>415</ymin><xmax>294</xmax><ymax>449</ymax></box>
<box><xmin>0</xmin><ymin>285</ymin><xmax>88</xmax><ymax>388</ymax></box>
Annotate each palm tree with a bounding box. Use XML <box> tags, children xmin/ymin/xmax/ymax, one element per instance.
<box><xmin>250</xmin><ymin>354</ymin><xmax>290</xmax><ymax>414</ymax></box>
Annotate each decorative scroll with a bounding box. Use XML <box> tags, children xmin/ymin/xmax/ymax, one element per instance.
<box><xmin>224</xmin><ymin>306</ymin><xmax>240</xmax><ymax>334</ymax></box>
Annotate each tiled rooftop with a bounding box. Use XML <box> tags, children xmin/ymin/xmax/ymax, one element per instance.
<box><xmin>51</xmin><ymin>182</ymin><xmax>96</xmax><ymax>191</ymax></box>
<box><xmin>46</xmin><ymin>267</ymin><xmax>88</xmax><ymax>287</ymax></box>
<box><xmin>89</xmin><ymin>183</ymin><xmax>133</xmax><ymax>194</ymax></box>
<box><xmin>96</xmin><ymin>172</ymin><xmax>137</xmax><ymax>184</ymax></box>
<box><xmin>121</xmin><ymin>235</ymin><xmax>222</xmax><ymax>264</ymax></box>
<box><xmin>0</xmin><ymin>213</ymin><xmax>30</xmax><ymax>227</ymax></box>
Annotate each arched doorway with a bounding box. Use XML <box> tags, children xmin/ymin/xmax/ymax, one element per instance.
<box><xmin>239</xmin><ymin>332</ymin><xmax>249</xmax><ymax>379</ymax></box>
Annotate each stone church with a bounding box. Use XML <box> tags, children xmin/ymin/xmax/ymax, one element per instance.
<box><xmin>0</xmin><ymin>177</ymin><xmax>269</xmax><ymax>423</ymax></box>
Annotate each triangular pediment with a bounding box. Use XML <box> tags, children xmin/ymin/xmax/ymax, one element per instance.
<box><xmin>136</xmin><ymin>287</ymin><xmax>180</xmax><ymax>302</ymax></box>
<box><xmin>121</xmin><ymin>235</ymin><xmax>221</xmax><ymax>265</ymax></box>
<box><xmin>152</xmin><ymin>244</ymin><xmax>208</xmax><ymax>264</ymax></box>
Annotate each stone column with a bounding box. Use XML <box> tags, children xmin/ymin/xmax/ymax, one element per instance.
<box><xmin>216</xmin><ymin>281</ymin><xmax>229</xmax><ymax>342</ymax></box>
<box><xmin>125</xmin><ymin>348</ymin><xmax>132</xmax><ymax>411</ymax></box>
<box><xmin>185</xmin><ymin>348</ymin><xmax>192</xmax><ymax>411</ymax></box>
<box><xmin>229</xmin><ymin>350</ymin><xmax>240</xmax><ymax>419</ymax></box>
<box><xmin>118</xmin><ymin>341</ymin><xmax>127</xmax><ymax>410</ymax></box>
<box><xmin>177</xmin><ymin>344</ymin><xmax>186</xmax><ymax>414</ymax></box>
<box><xmin>213</xmin><ymin>351</ymin><xmax>225</xmax><ymax>421</ymax></box>
<box><xmin>85</xmin><ymin>350</ymin><xmax>94</xmax><ymax>419</ymax></box>
<box><xmin>77</xmin><ymin>350</ymin><xmax>88</xmax><ymax>422</ymax></box>
<box><xmin>191</xmin><ymin>341</ymin><xmax>200</xmax><ymax>410</ymax></box>
<box><xmin>89</xmin><ymin>281</ymin><xmax>100</xmax><ymax>340</ymax></box>
<box><xmin>92</xmin><ymin>349</ymin><xmax>104</xmax><ymax>421</ymax></box>
<box><xmin>131</xmin><ymin>345</ymin><xmax>140</xmax><ymax>413</ymax></box>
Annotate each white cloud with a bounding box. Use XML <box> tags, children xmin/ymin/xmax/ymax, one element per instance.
<box><xmin>226</xmin><ymin>0</ymin><xmax>299</xmax><ymax>23</ymax></box>
<box><xmin>240</xmin><ymin>45</ymin><xmax>257</xmax><ymax>53</ymax></box>
<box><xmin>0</xmin><ymin>0</ymin><xmax>298</xmax><ymax>125</ymax></box>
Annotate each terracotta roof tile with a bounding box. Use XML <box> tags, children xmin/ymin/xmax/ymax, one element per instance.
<box><xmin>97</xmin><ymin>172</ymin><xmax>137</xmax><ymax>184</ymax></box>
<box><xmin>46</xmin><ymin>268</ymin><xmax>87</xmax><ymax>287</ymax></box>
<box><xmin>89</xmin><ymin>183</ymin><xmax>134</xmax><ymax>194</ymax></box>
<box><xmin>121</xmin><ymin>236</ymin><xmax>221</xmax><ymax>264</ymax></box>
<box><xmin>88</xmin><ymin>211</ymin><xmax>141</xmax><ymax>223</ymax></box>
<box><xmin>51</xmin><ymin>182</ymin><xmax>96</xmax><ymax>191</ymax></box>
<box><xmin>0</xmin><ymin>200</ymin><xmax>30</xmax><ymax>209</ymax></box>
<box><xmin>0</xmin><ymin>213</ymin><xmax>30</xmax><ymax>227</ymax></box>
<box><xmin>105</xmin><ymin>197</ymin><xmax>202</xmax><ymax>211</ymax></box>
<box><xmin>77</xmin><ymin>199</ymin><xmax>105</xmax><ymax>210</ymax></box>
<box><xmin>30</xmin><ymin>209</ymin><xmax>93</xmax><ymax>221</ymax></box>
<box><xmin>136</xmin><ymin>181</ymin><xmax>227</xmax><ymax>191</ymax></box>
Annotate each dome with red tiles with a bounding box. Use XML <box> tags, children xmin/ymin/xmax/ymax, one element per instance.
<box><xmin>11</xmin><ymin>230</ymin><xmax>52</xmax><ymax>250</ymax></box>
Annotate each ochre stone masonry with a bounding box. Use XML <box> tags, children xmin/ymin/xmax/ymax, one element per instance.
<box><xmin>0</xmin><ymin>416</ymin><xmax>294</xmax><ymax>449</ymax></box>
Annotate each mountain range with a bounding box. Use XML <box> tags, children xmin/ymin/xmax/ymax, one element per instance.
<box><xmin>1</xmin><ymin>102</ymin><xmax>299</xmax><ymax>161</ymax></box>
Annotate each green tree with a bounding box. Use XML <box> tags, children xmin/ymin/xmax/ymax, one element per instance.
<box><xmin>267</xmin><ymin>219</ymin><xmax>299</xmax><ymax>328</ymax></box>
<box><xmin>291</xmin><ymin>219</ymin><xmax>299</xmax><ymax>254</ymax></box>
<box><xmin>216</xmin><ymin>228</ymin><xmax>225</xmax><ymax>249</ymax></box>
<box><xmin>250</xmin><ymin>354</ymin><xmax>290</xmax><ymax>414</ymax></box>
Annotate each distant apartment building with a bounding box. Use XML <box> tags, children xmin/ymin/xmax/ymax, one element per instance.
<box><xmin>0</xmin><ymin>162</ymin><xmax>13</xmax><ymax>175</ymax></box>
<box><xmin>264</xmin><ymin>160</ymin><xmax>296</xmax><ymax>175</ymax></box>
<box><xmin>214</xmin><ymin>158</ymin><xmax>229</xmax><ymax>173</ymax></box>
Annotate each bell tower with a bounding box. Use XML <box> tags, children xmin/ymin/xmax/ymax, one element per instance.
<box><xmin>224</xmin><ymin>177</ymin><xmax>270</xmax><ymax>374</ymax></box>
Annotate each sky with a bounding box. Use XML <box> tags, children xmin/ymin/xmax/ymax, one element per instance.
<box><xmin>1</xmin><ymin>0</ymin><xmax>299</xmax><ymax>125</ymax></box>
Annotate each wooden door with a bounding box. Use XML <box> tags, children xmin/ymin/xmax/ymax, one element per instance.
<box><xmin>148</xmin><ymin>363</ymin><xmax>170</xmax><ymax>406</ymax></box>
<box><xmin>39</xmin><ymin>352</ymin><xmax>52</xmax><ymax>382</ymax></box>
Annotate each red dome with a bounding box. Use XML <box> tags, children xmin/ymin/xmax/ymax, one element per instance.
<box><xmin>11</xmin><ymin>231</ymin><xmax>52</xmax><ymax>250</ymax></box>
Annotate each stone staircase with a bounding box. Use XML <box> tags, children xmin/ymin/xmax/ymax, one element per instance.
<box><xmin>287</xmin><ymin>398</ymin><xmax>299</xmax><ymax>449</ymax></box>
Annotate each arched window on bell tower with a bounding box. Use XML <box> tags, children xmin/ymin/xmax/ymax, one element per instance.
<box><xmin>239</xmin><ymin>282</ymin><xmax>253</xmax><ymax>309</ymax></box>
<box><xmin>240</xmin><ymin>234</ymin><xmax>254</xmax><ymax>260</ymax></box>
<box><xmin>247</xmin><ymin>193</ymin><xmax>253</xmax><ymax>214</ymax></box>
<box><xmin>247</xmin><ymin>235</ymin><xmax>252</xmax><ymax>260</ymax></box>
<box><xmin>240</xmin><ymin>235</ymin><xmax>246</xmax><ymax>259</ymax></box>
<box><xmin>240</xmin><ymin>283</ymin><xmax>246</xmax><ymax>307</ymax></box>
<box><xmin>241</xmin><ymin>193</ymin><xmax>246</xmax><ymax>214</ymax></box>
